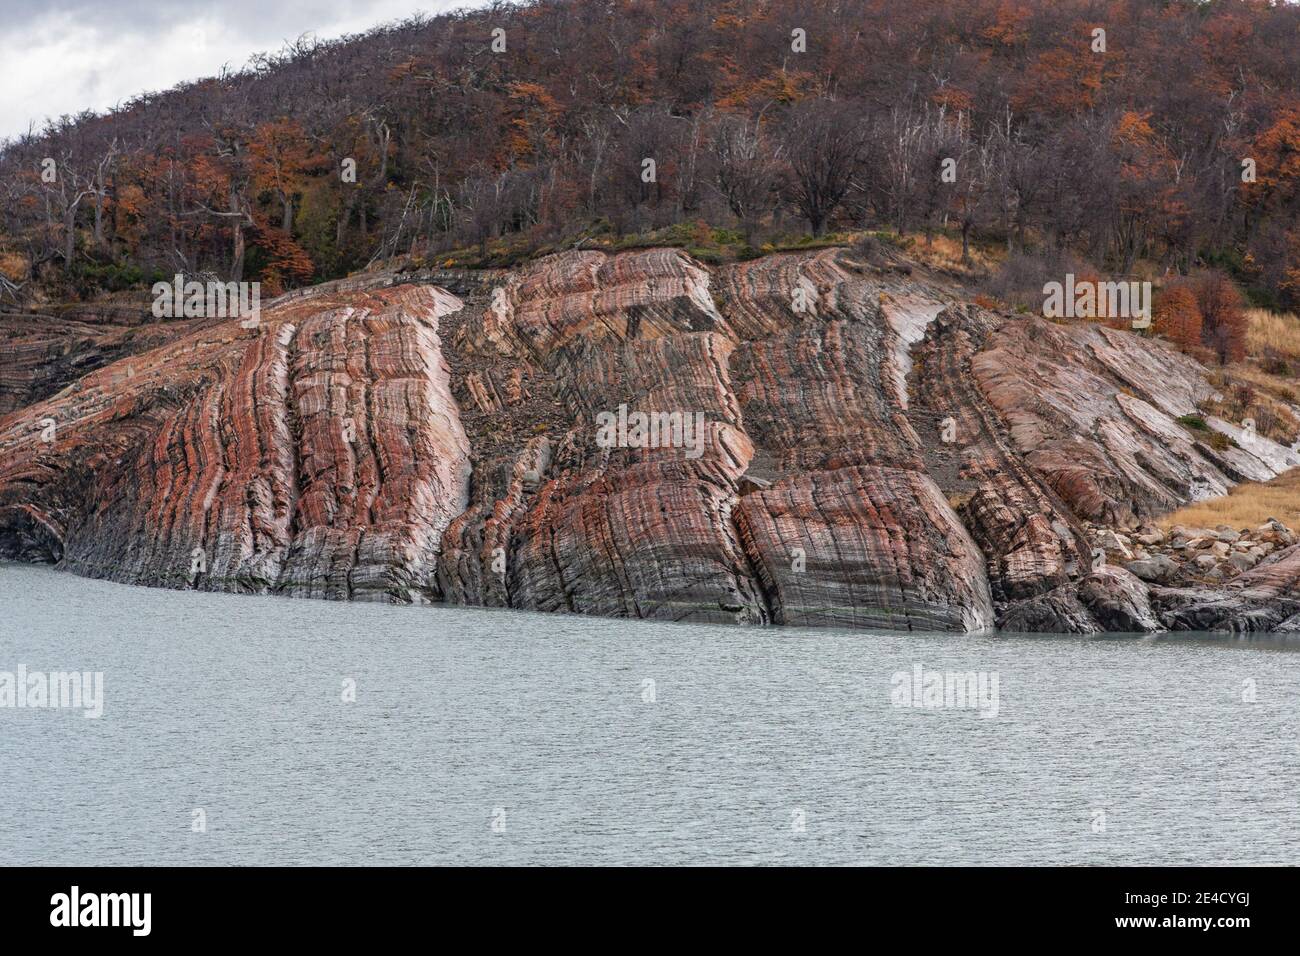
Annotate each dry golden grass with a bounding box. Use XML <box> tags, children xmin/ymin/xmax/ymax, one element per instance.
<box><xmin>909</xmin><ymin>232</ymin><xmax>1002</xmax><ymax>275</ymax></box>
<box><xmin>1228</xmin><ymin>363</ymin><xmax>1300</xmax><ymax>405</ymax></box>
<box><xmin>0</xmin><ymin>251</ymin><xmax>28</xmax><ymax>283</ymax></box>
<box><xmin>1246</xmin><ymin>308</ymin><xmax>1300</xmax><ymax>363</ymax></box>
<box><xmin>1158</xmin><ymin>469</ymin><xmax>1300</xmax><ymax>532</ymax></box>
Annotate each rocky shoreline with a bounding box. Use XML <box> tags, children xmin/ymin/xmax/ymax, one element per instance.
<box><xmin>1069</xmin><ymin>519</ymin><xmax>1300</xmax><ymax>634</ymax></box>
<box><xmin>1096</xmin><ymin>519</ymin><xmax>1297</xmax><ymax>586</ymax></box>
<box><xmin>1</xmin><ymin>246</ymin><xmax>1297</xmax><ymax>633</ymax></box>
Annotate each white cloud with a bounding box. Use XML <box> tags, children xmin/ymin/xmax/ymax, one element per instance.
<box><xmin>0</xmin><ymin>1</ymin><xmax>474</xmax><ymax>141</ymax></box>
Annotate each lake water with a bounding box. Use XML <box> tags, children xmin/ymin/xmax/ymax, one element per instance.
<box><xmin>1</xmin><ymin>561</ymin><xmax>1297</xmax><ymax>866</ymax></box>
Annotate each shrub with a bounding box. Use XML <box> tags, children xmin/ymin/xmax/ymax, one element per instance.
<box><xmin>981</xmin><ymin>248</ymin><xmax>1098</xmax><ymax>315</ymax></box>
<box><xmin>1153</xmin><ymin>282</ymin><xmax>1203</xmax><ymax>350</ymax></box>
<box><xmin>1193</xmin><ymin>270</ymin><xmax>1247</xmax><ymax>364</ymax></box>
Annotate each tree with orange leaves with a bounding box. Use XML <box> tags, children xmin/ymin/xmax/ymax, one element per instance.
<box><xmin>1012</xmin><ymin>27</ymin><xmax>1104</xmax><ymax>116</ymax></box>
<box><xmin>1193</xmin><ymin>271</ymin><xmax>1247</xmax><ymax>365</ymax></box>
<box><xmin>1247</xmin><ymin>106</ymin><xmax>1300</xmax><ymax>209</ymax></box>
<box><xmin>250</xmin><ymin>120</ymin><xmax>318</xmax><ymax>236</ymax></box>
<box><xmin>250</xmin><ymin>214</ymin><xmax>314</xmax><ymax>295</ymax></box>
<box><xmin>1110</xmin><ymin>111</ymin><xmax>1178</xmax><ymax>271</ymax></box>
<box><xmin>1152</xmin><ymin>281</ymin><xmax>1202</xmax><ymax>351</ymax></box>
<box><xmin>503</xmin><ymin>82</ymin><xmax>561</xmax><ymax>168</ymax></box>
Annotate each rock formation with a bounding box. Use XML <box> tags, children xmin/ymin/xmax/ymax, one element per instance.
<box><xmin>0</xmin><ymin>302</ymin><xmax>209</xmax><ymax>415</ymax></box>
<box><xmin>973</xmin><ymin>319</ymin><xmax>1297</xmax><ymax>525</ymax></box>
<box><xmin>2</xmin><ymin>246</ymin><xmax>1297</xmax><ymax>632</ymax></box>
<box><xmin>0</xmin><ymin>285</ymin><xmax>470</xmax><ymax>601</ymax></box>
<box><xmin>1152</xmin><ymin>545</ymin><xmax>1300</xmax><ymax>632</ymax></box>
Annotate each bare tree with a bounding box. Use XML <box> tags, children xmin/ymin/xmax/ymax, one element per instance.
<box><xmin>711</xmin><ymin>113</ymin><xmax>777</xmax><ymax>243</ymax></box>
<box><xmin>40</xmin><ymin>152</ymin><xmax>98</xmax><ymax>272</ymax></box>
<box><xmin>780</xmin><ymin>99</ymin><xmax>866</xmax><ymax>236</ymax></box>
<box><xmin>89</xmin><ymin>138</ymin><xmax>120</xmax><ymax>251</ymax></box>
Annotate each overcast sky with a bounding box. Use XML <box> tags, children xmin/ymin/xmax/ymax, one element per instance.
<box><xmin>0</xmin><ymin>1</ymin><xmax>478</xmax><ymax>141</ymax></box>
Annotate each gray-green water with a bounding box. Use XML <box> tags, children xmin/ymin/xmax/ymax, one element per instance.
<box><xmin>1</xmin><ymin>562</ymin><xmax>1297</xmax><ymax>865</ymax></box>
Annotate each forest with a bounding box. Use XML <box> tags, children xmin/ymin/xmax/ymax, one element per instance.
<box><xmin>1</xmin><ymin>0</ymin><xmax>1298</xmax><ymax>331</ymax></box>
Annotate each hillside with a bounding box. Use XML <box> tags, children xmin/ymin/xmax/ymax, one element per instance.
<box><xmin>1</xmin><ymin>0</ymin><xmax>1299</xmax><ymax>315</ymax></box>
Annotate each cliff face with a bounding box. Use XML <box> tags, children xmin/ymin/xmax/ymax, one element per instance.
<box><xmin>0</xmin><ymin>285</ymin><xmax>470</xmax><ymax>600</ymax></box>
<box><xmin>973</xmin><ymin>319</ymin><xmax>1294</xmax><ymax>524</ymax></box>
<box><xmin>1</xmin><ymin>247</ymin><xmax>1296</xmax><ymax>632</ymax></box>
<box><xmin>434</xmin><ymin>247</ymin><xmax>993</xmax><ymax>629</ymax></box>
<box><xmin>0</xmin><ymin>304</ymin><xmax>208</xmax><ymax>416</ymax></box>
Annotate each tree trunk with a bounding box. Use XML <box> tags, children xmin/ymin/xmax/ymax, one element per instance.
<box><xmin>62</xmin><ymin>210</ymin><xmax>76</xmax><ymax>272</ymax></box>
<box><xmin>93</xmin><ymin>196</ymin><xmax>105</xmax><ymax>249</ymax></box>
<box><xmin>232</xmin><ymin>225</ymin><xmax>245</xmax><ymax>283</ymax></box>
<box><xmin>230</xmin><ymin>188</ymin><xmax>246</xmax><ymax>282</ymax></box>
<box><xmin>337</xmin><ymin>191</ymin><xmax>358</xmax><ymax>247</ymax></box>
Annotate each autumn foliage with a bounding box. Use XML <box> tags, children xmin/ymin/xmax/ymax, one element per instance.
<box><xmin>1193</xmin><ymin>271</ymin><xmax>1249</xmax><ymax>366</ymax></box>
<box><xmin>1153</xmin><ymin>282</ymin><xmax>1203</xmax><ymax>352</ymax></box>
<box><xmin>0</xmin><ymin>0</ymin><xmax>1296</xmax><ymax>309</ymax></box>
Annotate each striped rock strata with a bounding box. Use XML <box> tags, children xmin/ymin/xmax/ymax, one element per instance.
<box><xmin>0</xmin><ymin>285</ymin><xmax>469</xmax><ymax>600</ymax></box>
<box><xmin>974</xmin><ymin>319</ymin><xmax>1300</xmax><ymax>525</ymax></box>
<box><xmin>0</xmin><ymin>304</ymin><xmax>209</xmax><ymax>416</ymax></box>
<box><xmin>1</xmin><ymin>247</ymin><xmax>1296</xmax><ymax>631</ymax></box>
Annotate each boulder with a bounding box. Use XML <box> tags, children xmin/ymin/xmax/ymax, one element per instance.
<box><xmin>1078</xmin><ymin>566</ymin><xmax>1162</xmax><ymax>632</ymax></box>
<box><xmin>1125</xmin><ymin>554</ymin><xmax>1180</xmax><ymax>584</ymax></box>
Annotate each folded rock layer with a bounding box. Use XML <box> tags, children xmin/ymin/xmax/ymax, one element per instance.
<box><xmin>0</xmin><ymin>285</ymin><xmax>469</xmax><ymax>601</ymax></box>
<box><xmin>1</xmin><ymin>247</ymin><xmax>1296</xmax><ymax>631</ymax></box>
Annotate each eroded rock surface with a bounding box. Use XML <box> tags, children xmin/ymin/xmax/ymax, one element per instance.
<box><xmin>909</xmin><ymin>305</ymin><xmax>1092</xmax><ymax>625</ymax></box>
<box><xmin>0</xmin><ymin>285</ymin><xmax>470</xmax><ymax>601</ymax></box>
<box><xmin>1151</xmin><ymin>545</ymin><xmax>1300</xmax><ymax>632</ymax></box>
<box><xmin>0</xmin><ymin>305</ymin><xmax>210</xmax><ymax>415</ymax></box>
<box><xmin>974</xmin><ymin>320</ymin><xmax>1294</xmax><ymax>525</ymax></box>
<box><xmin>435</xmin><ymin>248</ymin><xmax>990</xmax><ymax>629</ymax></box>
<box><xmin>2</xmin><ymin>247</ymin><xmax>1297</xmax><ymax>632</ymax></box>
